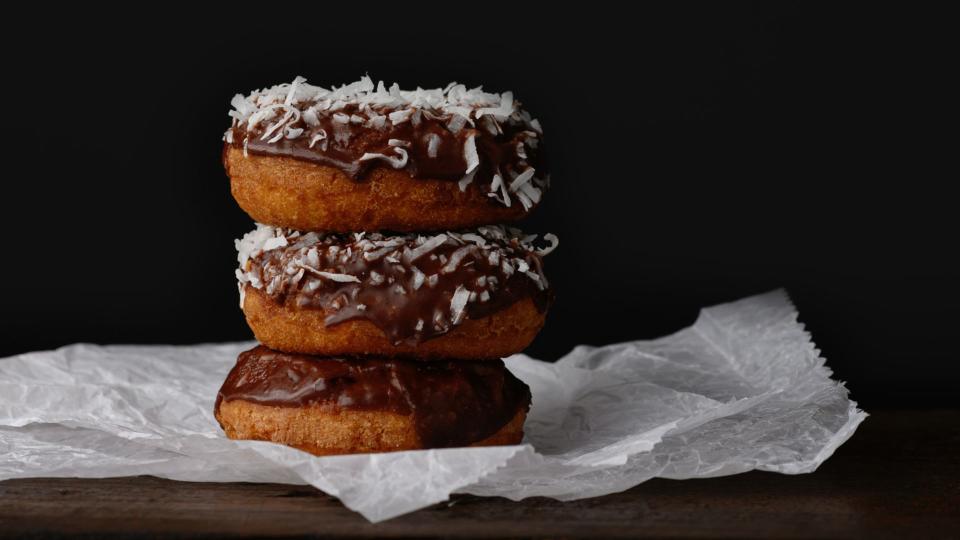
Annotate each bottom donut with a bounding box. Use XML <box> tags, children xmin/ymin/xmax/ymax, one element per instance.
<box><xmin>214</xmin><ymin>346</ymin><xmax>530</xmax><ymax>455</ymax></box>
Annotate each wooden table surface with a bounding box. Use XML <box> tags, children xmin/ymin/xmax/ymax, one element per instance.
<box><xmin>1</xmin><ymin>409</ymin><xmax>957</xmax><ymax>539</ymax></box>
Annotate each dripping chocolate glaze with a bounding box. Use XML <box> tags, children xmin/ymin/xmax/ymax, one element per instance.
<box><xmin>240</xmin><ymin>227</ymin><xmax>554</xmax><ymax>347</ymax></box>
<box><xmin>225</xmin><ymin>103</ymin><xmax>547</xmax><ymax>197</ymax></box>
<box><xmin>216</xmin><ymin>346</ymin><xmax>531</xmax><ymax>448</ymax></box>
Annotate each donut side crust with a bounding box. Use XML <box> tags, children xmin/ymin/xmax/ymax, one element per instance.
<box><xmin>215</xmin><ymin>399</ymin><xmax>526</xmax><ymax>455</ymax></box>
<box><xmin>225</xmin><ymin>147</ymin><xmax>531</xmax><ymax>232</ymax></box>
<box><xmin>242</xmin><ymin>285</ymin><xmax>546</xmax><ymax>359</ymax></box>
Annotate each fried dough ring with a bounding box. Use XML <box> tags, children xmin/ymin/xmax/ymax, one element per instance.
<box><xmin>215</xmin><ymin>401</ymin><xmax>526</xmax><ymax>456</ymax></box>
<box><xmin>225</xmin><ymin>147</ymin><xmax>531</xmax><ymax>232</ymax></box>
<box><xmin>241</xmin><ymin>285</ymin><xmax>545</xmax><ymax>359</ymax></box>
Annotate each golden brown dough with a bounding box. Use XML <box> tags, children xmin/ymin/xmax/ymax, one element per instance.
<box><xmin>225</xmin><ymin>147</ymin><xmax>532</xmax><ymax>232</ymax></box>
<box><xmin>215</xmin><ymin>400</ymin><xmax>526</xmax><ymax>456</ymax></box>
<box><xmin>242</xmin><ymin>285</ymin><xmax>545</xmax><ymax>359</ymax></box>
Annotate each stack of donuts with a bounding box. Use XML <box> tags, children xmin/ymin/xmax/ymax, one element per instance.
<box><xmin>214</xmin><ymin>77</ymin><xmax>557</xmax><ymax>455</ymax></box>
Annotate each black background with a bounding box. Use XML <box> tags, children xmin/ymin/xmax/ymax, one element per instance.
<box><xmin>2</xmin><ymin>5</ymin><xmax>955</xmax><ymax>408</ymax></box>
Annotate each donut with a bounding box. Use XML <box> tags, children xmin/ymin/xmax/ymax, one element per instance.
<box><xmin>235</xmin><ymin>224</ymin><xmax>557</xmax><ymax>359</ymax></box>
<box><xmin>214</xmin><ymin>346</ymin><xmax>531</xmax><ymax>455</ymax></box>
<box><xmin>223</xmin><ymin>76</ymin><xmax>547</xmax><ymax>232</ymax></box>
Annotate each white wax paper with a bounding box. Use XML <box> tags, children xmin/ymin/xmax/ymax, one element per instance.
<box><xmin>0</xmin><ymin>290</ymin><xmax>865</xmax><ymax>522</ymax></box>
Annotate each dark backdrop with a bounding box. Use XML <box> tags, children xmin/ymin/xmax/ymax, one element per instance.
<box><xmin>2</xmin><ymin>5</ymin><xmax>954</xmax><ymax>408</ymax></box>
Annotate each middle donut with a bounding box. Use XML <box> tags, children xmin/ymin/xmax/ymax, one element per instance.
<box><xmin>236</xmin><ymin>224</ymin><xmax>557</xmax><ymax>359</ymax></box>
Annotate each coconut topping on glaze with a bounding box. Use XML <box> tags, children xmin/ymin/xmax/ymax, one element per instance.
<box><xmin>224</xmin><ymin>76</ymin><xmax>548</xmax><ymax>210</ymax></box>
<box><xmin>236</xmin><ymin>224</ymin><xmax>557</xmax><ymax>345</ymax></box>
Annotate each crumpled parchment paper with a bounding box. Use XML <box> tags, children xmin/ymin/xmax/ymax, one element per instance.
<box><xmin>0</xmin><ymin>290</ymin><xmax>865</xmax><ymax>522</ymax></box>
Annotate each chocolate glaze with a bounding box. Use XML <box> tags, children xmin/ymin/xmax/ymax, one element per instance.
<box><xmin>215</xmin><ymin>346</ymin><xmax>531</xmax><ymax>448</ymax></box>
<box><xmin>225</xmin><ymin>102</ymin><xmax>546</xmax><ymax>206</ymax></box>
<box><xmin>240</xmin><ymin>227</ymin><xmax>554</xmax><ymax>346</ymax></box>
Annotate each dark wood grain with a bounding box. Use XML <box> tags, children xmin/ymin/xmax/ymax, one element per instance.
<box><xmin>1</xmin><ymin>410</ymin><xmax>958</xmax><ymax>539</ymax></box>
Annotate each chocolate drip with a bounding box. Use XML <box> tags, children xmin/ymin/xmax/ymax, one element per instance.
<box><xmin>240</xmin><ymin>227</ymin><xmax>554</xmax><ymax>346</ymax></box>
<box><xmin>226</xmin><ymin>103</ymin><xmax>546</xmax><ymax>204</ymax></box>
<box><xmin>216</xmin><ymin>346</ymin><xmax>531</xmax><ymax>448</ymax></box>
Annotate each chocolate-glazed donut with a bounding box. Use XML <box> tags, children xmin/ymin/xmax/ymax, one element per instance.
<box><xmin>235</xmin><ymin>224</ymin><xmax>557</xmax><ymax>359</ymax></box>
<box><xmin>223</xmin><ymin>76</ymin><xmax>548</xmax><ymax>232</ymax></box>
<box><xmin>214</xmin><ymin>346</ymin><xmax>530</xmax><ymax>455</ymax></box>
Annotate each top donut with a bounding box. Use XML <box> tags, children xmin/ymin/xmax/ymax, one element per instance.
<box><xmin>223</xmin><ymin>76</ymin><xmax>547</xmax><ymax>233</ymax></box>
